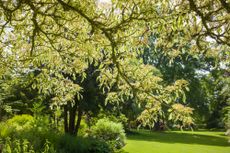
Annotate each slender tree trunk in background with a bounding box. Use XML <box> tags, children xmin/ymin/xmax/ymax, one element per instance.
<box><xmin>154</xmin><ymin>116</ymin><xmax>161</xmax><ymax>131</ymax></box>
<box><xmin>68</xmin><ymin>104</ymin><xmax>77</xmax><ymax>135</ymax></box>
<box><xmin>63</xmin><ymin>102</ymin><xmax>83</xmax><ymax>136</ymax></box>
<box><xmin>154</xmin><ymin>120</ymin><xmax>161</xmax><ymax>131</ymax></box>
<box><xmin>0</xmin><ymin>144</ymin><xmax>3</xmax><ymax>153</ymax></box>
<box><xmin>154</xmin><ymin>116</ymin><xmax>165</xmax><ymax>131</ymax></box>
<box><xmin>64</xmin><ymin>105</ymin><xmax>69</xmax><ymax>133</ymax></box>
<box><xmin>85</xmin><ymin>113</ymin><xmax>91</xmax><ymax>128</ymax></box>
<box><xmin>0</xmin><ymin>109</ymin><xmax>2</xmax><ymax>121</ymax></box>
<box><xmin>74</xmin><ymin>108</ymin><xmax>83</xmax><ymax>136</ymax></box>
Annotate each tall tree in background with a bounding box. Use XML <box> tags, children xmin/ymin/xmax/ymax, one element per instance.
<box><xmin>139</xmin><ymin>34</ymin><xmax>225</xmax><ymax>127</ymax></box>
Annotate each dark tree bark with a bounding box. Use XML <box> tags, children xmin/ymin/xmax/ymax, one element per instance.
<box><xmin>64</xmin><ymin>105</ymin><xmax>69</xmax><ymax>133</ymax></box>
<box><xmin>154</xmin><ymin>116</ymin><xmax>165</xmax><ymax>131</ymax></box>
<box><xmin>0</xmin><ymin>109</ymin><xmax>2</xmax><ymax>121</ymax></box>
<box><xmin>63</xmin><ymin>102</ymin><xmax>83</xmax><ymax>136</ymax></box>
<box><xmin>74</xmin><ymin>108</ymin><xmax>83</xmax><ymax>135</ymax></box>
<box><xmin>68</xmin><ymin>104</ymin><xmax>77</xmax><ymax>135</ymax></box>
<box><xmin>62</xmin><ymin>62</ymin><xmax>104</xmax><ymax>136</ymax></box>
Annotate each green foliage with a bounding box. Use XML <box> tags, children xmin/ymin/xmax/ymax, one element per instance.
<box><xmin>87</xmin><ymin>140</ymin><xmax>112</xmax><ymax>153</ymax></box>
<box><xmin>220</xmin><ymin>77</ymin><xmax>230</xmax><ymax>141</ymax></box>
<box><xmin>168</xmin><ymin>104</ymin><xmax>194</xmax><ymax>130</ymax></box>
<box><xmin>1</xmin><ymin>138</ymin><xmax>55</xmax><ymax>153</ymax></box>
<box><xmin>137</xmin><ymin>103</ymin><xmax>164</xmax><ymax>130</ymax></box>
<box><xmin>2</xmin><ymin>129</ymin><xmax>112</xmax><ymax>153</ymax></box>
<box><xmin>30</xmin><ymin>101</ymin><xmax>46</xmax><ymax>117</ymax></box>
<box><xmin>2</xmin><ymin>0</ymin><xmax>226</xmax><ymax>133</ymax></box>
<box><xmin>42</xmin><ymin>140</ymin><xmax>56</xmax><ymax>153</ymax></box>
<box><xmin>0</xmin><ymin>115</ymin><xmax>34</xmax><ymax>138</ymax></box>
<box><xmin>57</xmin><ymin>134</ymin><xmax>111</xmax><ymax>153</ymax></box>
<box><xmin>0</xmin><ymin>115</ymin><xmax>113</xmax><ymax>153</ymax></box>
<box><xmin>20</xmin><ymin>117</ymin><xmax>59</xmax><ymax>150</ymax></box>
<box><xmin>136</xmin><ymin>79</ymin><xmax>192</xmax><ymax>130</ymax></box>
<box><xmin>0</xmin><ymin>115</ymin><xmax>59</xmax><ymax>151</ymax></box>
<box><xmin>139</xmin><ymin>33</ymin><xmax>217</xmax><ymax>124</ymax></box>
<box><xmin>6</xmin><ymin>114</ymin><xmax>34</xmax><ymax>127</ymax></box>
<box><xmin>0</xmin><ymin>0</ymin><xmax>229</xmax><ymax>145</ymax></box>
<box><xmin>223</xmin><ymin>104</ymin><xmax>230</xmax><ymax>132</ymax></box>
<box><xmin>89</xmin><ymin>118</ymin><xmax>126</xmax><ymax>151</ymax></box>
<box><xmin>95</xmin><ymin>113</ymin><xmax>128</xmax><ymax>128</ymax></box>
<box><xmin>56</xmin><ymin>134</ymin><xmax>87</xmax><ymax>153</ymax></box>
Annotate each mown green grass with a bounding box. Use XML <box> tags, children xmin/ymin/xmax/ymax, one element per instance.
<box><xmin>124</xmin><ymin>130</ymin><xmax>230</xmax><ymax>153</ymax></box>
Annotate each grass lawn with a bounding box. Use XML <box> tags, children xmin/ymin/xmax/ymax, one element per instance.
<box><xmin>124</xmin><ymin>130</ymin><xmax>230</xmax><ymax>153</ymax></box>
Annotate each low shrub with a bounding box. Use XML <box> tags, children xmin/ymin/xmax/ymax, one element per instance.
<box><xmin>0</xmin><ymin>115</ymin><xmax>124</xmax><ymax>153</ymax></box>
<box><xmin>89</xmin><ymin>118</ymin><xmax>126</xmax><ymax>151</ymax></box>
<box><xmin>0</xmin><ymin>114</ymin><xmax>34</xmax><ymax>138</ymax></box>
<box><xmin>20</xmin><ymin>116</ymin><xmax>60</xmax><ymax>150</ymax></box>
<box><xmin>88</xmin><ymin>139</ymin><xmax>112</xmax><ymax>153</ymax></box>
<box><xmin>57</xmin><ymin>134</ymin><xmax>111</xmax><ymax>153</ymax></box>
<box><xmin>0</xmin><ymin>114</ymin><xmax>59</xmax><ymax>151</ymax></box>
<box><xmin>57</xmin><ymin>134</ymin><xmax>89</xmax><ymax>153</ymax></box>
<box><xmin>1</xmin><ymin>137</ymin><xmax>56</xmax><ymax>153</ymax></box>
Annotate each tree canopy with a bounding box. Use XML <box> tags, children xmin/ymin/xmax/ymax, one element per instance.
<box><xmin>0</xmin><ymin>0</ymin><xmax>229</xmax><ymax>134</ymax></box>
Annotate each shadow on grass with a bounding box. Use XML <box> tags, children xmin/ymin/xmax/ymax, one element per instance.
<box><xmin>127</xmin><ymin>130</ymin><xmax>229</xmax><ymax>147</ymax></box>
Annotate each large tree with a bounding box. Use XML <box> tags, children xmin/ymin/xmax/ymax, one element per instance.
<box><xmin>0</xmin><ymin>0</ymin><xmax>229</xmax><ymax>135</ymax></box>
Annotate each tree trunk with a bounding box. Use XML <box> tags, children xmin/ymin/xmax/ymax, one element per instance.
<box><xmin>0</xmin><ymin>109</ymin><xmax>2</xmax><ymax>121</ymax></box>
<box><xmin>154</xmin><ymin>117</ymin><xmax>165</xmax><ymax>131</ymax></box>
<box><xmin>68</xmin><ymin>104</ymin><xmax>77</xmax><ymax>135</ymax></box>
<box><xmin>74</xmin><ymin>108</ymin><xmax>83</xmax><ymax>136</ymax></box>
<box><xmin>154</xmin><ymin>120</ymin><xmax>161</xmax><ymax>131</ymax></box>
<box><xmin>64</xmin><ymin>105</ymin><xmax>69</xmax><ymax>133</ymax></box>
<box><xmin>63</xmin><ymin>103</ymin><xmax>82</xmax><ymax>136</ymax></box>
<box><xmin>85</xmin><ymin>113</ymin><xmax>91</xmax><ymax>128</ymax></box>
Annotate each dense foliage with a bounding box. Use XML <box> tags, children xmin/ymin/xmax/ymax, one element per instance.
<box><xmin>0</xmin><ymin>115</ymin><xmax>123</xmax><ymax>152</ymax></box>
<box><xmin>0</xmin><ymin>0</ymin><xmax>229</xmax><ymax>151</ymax></box>
<box><xmin>89</xmin><ymin>118</ymin><xmax>126</xmax><ymax>150</ymax></box>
